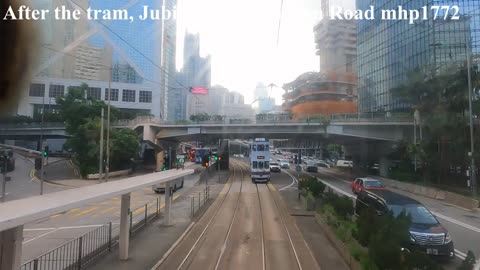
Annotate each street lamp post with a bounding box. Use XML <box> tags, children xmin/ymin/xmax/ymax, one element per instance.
<box><xmin>466</xmin><ymin>41</ymin><xmax>477</xmax><ymax>195</ymax></box>
<box><xmin>99</xmin><ymin>108</ymin><xmax>104</xmax><ymax>182</ymax></box>
<box><xmin>106</xmin><ymin>65</ymin><xmax>112</xmax><ymax>182</ymax></box>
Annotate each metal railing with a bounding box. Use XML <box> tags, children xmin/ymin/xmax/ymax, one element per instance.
<box><xmin>0</xmin><ymin>122</ymin><xmax>65</xmax><ymax>129</ymax></box>
<box><xmin>2</xmin><ymin>113</ymin><xmax>414</xmax><ymax>131</ymax></box>
<box><xmin>21</xmin><ymin>197</ymin><xmax>161</xmax><ymax>270</ymax></box>
<box><xmin>191</xmin><ymin>186</ymin><xmax>210</xmax><ymax>217</ymax></box>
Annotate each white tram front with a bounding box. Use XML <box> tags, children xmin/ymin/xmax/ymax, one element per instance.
<box><xmin>250</xmin><ymin>138</ymin><xmax>271</xmax><ymax>183</ymax></box>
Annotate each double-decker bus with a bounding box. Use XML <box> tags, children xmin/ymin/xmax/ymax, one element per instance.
<box><xmin>250</xmin><ymin>138</ymin><xmax>270</xmax><ymax>183</ymax></box>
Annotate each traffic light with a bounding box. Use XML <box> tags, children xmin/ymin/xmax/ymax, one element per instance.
<box><xmin>298</xmin><ymin>153</ymin><xmax>302</xmax><ymax>164</ymax></box>
<box><xmin>294</xmin><ymin>155</ymin><xmax>298</xmax><ymax>164</ymax></box>
<box><xmin>43</xmin><ymin>146</ymin><xmax>49</xmax><ymax>157</ymax></box>
<box><xmin>202</xmin><ymin>155</ymin><xmax>209</xmax><ymax>167</ymax></box>
<box><xmin>214</xmin><ymin>155</ymin><xmax>218</xmax><ymax>161</ymax></box>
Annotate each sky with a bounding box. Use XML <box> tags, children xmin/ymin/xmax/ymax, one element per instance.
<box><xmin>175</xmin><ymin>0</ymin><xmax>355</xmax><ymax>105</ymax></box>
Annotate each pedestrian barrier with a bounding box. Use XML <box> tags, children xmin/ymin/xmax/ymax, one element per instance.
<box><xmin>21</xmin><ymin>197</ymin><xmax>162</xmax><ymax>270</ymax></box>
<box><xmin>191</xmin><ymin>186</ymin><xmax>210</xmax><ymax>217</ymax></box>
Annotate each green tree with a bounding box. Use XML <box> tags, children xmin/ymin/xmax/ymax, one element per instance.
<box><xmin>190</xmin><ymin>113</ymin><xmax>211</xmax><ymax>122</ymax></box>
<box><xmin>110</xmin><ymin>129</ymin><xmax>139</xmax><ymax>171</ymax></box>
<box><xmin>390</xmin><ymin>66</ymin><xmax>480</xmax><ymax>185</ymax></box>
<box><xmin>57</xmin><ymin>83</ymin><xmax>139</xmax><ymax>177</ymax></box>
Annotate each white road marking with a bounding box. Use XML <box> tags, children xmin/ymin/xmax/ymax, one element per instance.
<box><xmin>456</xmin><ymin>249</ymin><xmax>467</xmax><ymax>259</ymax></box>
<box><xmin>431</xmin><ymin>212</ymin><xmax>480</xmax><ymax>233</ymax></box>
<box><xmin>304</xmin><ymin>172</ymin><xmax>475</xmax><ymax>262</ymax></box>
<box><xmin>23</xmin><ymin>228</ymin><xmax>60</xmax><ymax>244</ymax></box>
<box><xmin>279</xmin><ymin>170</ymin><xmax>298</xmax><ymax>191</ymax></box>
<box><xmin>24</xmin><ymin>224</ymin><xmax>104</xmax><ymax>232</ymax></box>
<box><xmin>317</xmin><ymin>170</ymin><xmax>480</xmax><ymax>234</ymax></box>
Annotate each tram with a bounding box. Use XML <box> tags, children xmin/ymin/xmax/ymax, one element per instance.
<box><xmin>250</xmin><ymin>138</ymin><xmax>270</xmax><ymax>183</ymax></box>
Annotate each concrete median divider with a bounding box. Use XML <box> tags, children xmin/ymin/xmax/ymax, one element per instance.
<box><xmin>314</xmin><ymin>213</ymin><xmax>361</xmax><ymax>270</ymax></box>
<box><xmin>374</xmin><ymin>176</ymin><xmax>479</xmax><ymax>211</ymax></box>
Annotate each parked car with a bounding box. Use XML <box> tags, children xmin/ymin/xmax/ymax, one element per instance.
<box><xmin>270</xmin><ymin>162</ymin><xmax>281</xmax><ymax>172</ymax></box>
<box><xmin>355</xmin><ymin>189</ymin><xmax>455</xmax><ymax>260</ymax></box>
<box><xmin>152</xmin><ymin>177</ymin><xmax>184</xmax><ymax>194</ymax></box>
<box><xmin>336</xmin><ymin>160</ymin><xmax>353</xmax><ymax>168</ymax></box>
<box><xmin>351</xmin><ymin>177</ymin><xmax>385</xmax><ymax>194</ymax></box>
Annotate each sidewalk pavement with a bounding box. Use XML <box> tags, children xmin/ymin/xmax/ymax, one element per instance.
<box><xmin>85</xmin><ymin>170</ymin><xmax>225</xmax><ymax>270</ymax></box>
<box><xmin>43</xmin><ymin>163</ymin><xmax>201</xmax><ymax>188</ymax></box>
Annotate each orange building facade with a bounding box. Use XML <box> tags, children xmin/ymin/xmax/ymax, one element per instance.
<box><xmin>282</xmin><ymin>71</ymin><xmax>358</xmax><ymax>120</ymax></box>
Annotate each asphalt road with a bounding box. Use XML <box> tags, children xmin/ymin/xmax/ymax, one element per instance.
<box><xmin>156</xmin><ymin>160</ymin><xmax>320</xmax><ymax>270</ymax></box>
<box><xmin>20</xmin><ymin>172</ymin><xmax>200</xmax><ymax>264</ymax></box>
<box><xmin>0</xmin><ymin>154</ymin><xmax>68</xmax><ymax>202</ymax></box>
<box><xmin>310</xmin><ymin>168</ymin><xmax>480</xmax><ymax>261</ymax></box>
<box><xmin>267</xmin><ymin>162</ymin><xmax>478</xmax><ymax>269</ymax></box>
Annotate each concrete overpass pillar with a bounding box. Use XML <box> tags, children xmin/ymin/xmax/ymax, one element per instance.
<box><xmin>164</xmin><ymin>182</ymin><xmax>172</xmax><ymax>226</ymax></box>
<box><xmin>379</xmin><ymin>157</ymin><xmax>392</xmax><ymax>177</ymax></box>
<box><xmin>0</xmin><ymin>226</ymin><xmax>23</xmax><ymax>270</ymax></box>
<box><xmin>119</xmin><ymin>193</ymin><xmax>131</xmax><ymax>260</ymax></box>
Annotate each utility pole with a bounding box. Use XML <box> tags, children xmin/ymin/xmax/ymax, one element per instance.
<box><xmin>40</xmin><ymin>85</ymin><xmax>46</xmax><ymax>195</ymax></box>
<box><xmin>466</xmin><ymin>40</ymin><xmax>477</xmax><ymax>195</ymax></box>
<box><xmin>106</xmin><ymin>65</ymin><xmax>112</xmax><ymax>182</ymax></box>
<box><xmin>99</xmin><ymin>108</ymin><xmax>104</xmax><ymax>182</ymax></box>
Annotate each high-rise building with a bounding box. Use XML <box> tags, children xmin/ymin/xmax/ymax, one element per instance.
<box><xmin>282</xmin><ymin>1</ymin><xmax>357</xmax><ymax>120</ymax></box>
<box><xmin>315</xmin><ymin>18</ymin><xmax>356</xmax><ymax>73</ymax></box>
<box><xmin>20</xmin><ymin>0</ymin><xmax>178</xmax><ymax>119</ymax></box>
<box><xmin>182</xmin><ymin>32</ymin><xmax>212</xmax><ymax>118</ymax></box>
<box><xmin>356</xmin><ymin>0</ymin><xmax>475</xmax><ymax>112</ymax></box>
<box><xmin>205</xmin><ymin>85</ymin><xmax>255</xmax><ymax>121</ymax></box>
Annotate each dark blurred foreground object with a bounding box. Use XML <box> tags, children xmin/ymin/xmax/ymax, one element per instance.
<box><xmin>0</xmin><ymin>0</ymin><xmax>37</xmax><ymax>113</ymax></box>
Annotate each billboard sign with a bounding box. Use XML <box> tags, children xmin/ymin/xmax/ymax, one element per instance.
<box><xmin>190</xmin><ymin>87</ymin><xmax>208</xmax><ymax>95</ymax></box>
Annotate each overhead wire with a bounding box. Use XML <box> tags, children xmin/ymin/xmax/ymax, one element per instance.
<box><xmin>53</xmin><ymin>0</ymin><xmax>208</xmax><ymax>110</ymax></box>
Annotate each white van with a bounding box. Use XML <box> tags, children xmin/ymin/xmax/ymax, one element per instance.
<box><xmin>336</xmin><ymin>160</ymin><xmax>353</xmax><ymax>168</ymax></box>
<box><xmin>152</xmin><ymin>177</ymin><xmax>184</xmax><ymax>193</ymax></box>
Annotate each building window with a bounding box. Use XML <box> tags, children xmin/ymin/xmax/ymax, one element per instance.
<box><xmin>29</xmin><ymin>83</ymin><xmax>45</xmax><ymax>97</ymax></box>
<box><xmin>139</xmin><ymin>91</ymin><xmax>152</xmax><ymax>103</ymax></box>
<box><xmin>49</xmin><ymin>84</ymin><xmax>65</xmax><ymax>98</ymax></box>
<box><xmin>122</xmin><ymin>89</ymin><xmax>136</xmax><ymax>102</ymax></box>
<box><xmin>105</xmin><ymin>89</ymin><xmax>119</xmax><ymax>101</ymax></box>
<box><xmin>86</xmin><ymin>87</ymin><xmax>101</xmax><ymax>100</ymax></box>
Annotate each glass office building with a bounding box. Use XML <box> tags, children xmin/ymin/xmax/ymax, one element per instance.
<box><xmin>89</xmin><ymin>0</ymin><xmax>177</xmax><ymax>118</ymax></box>
<box><xmin>356</xmin><ymin>0</ymin><xmax>479</xmax><ymax>112</ymax></box>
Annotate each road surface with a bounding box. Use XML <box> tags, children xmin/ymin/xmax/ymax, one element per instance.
<box><xmin>1</xmin><ymin>153</ymin><xmax>68</xmax><ymax>202</ymax></box>
<box><xmin>20</xmin><ymin>169</ymin><xmax>200</xmax><ymax>264</ymax></box>
<box><xmin>156</xmin><ymin>160</ymin><xmax>320</xmax><ymax>270</ymax></box>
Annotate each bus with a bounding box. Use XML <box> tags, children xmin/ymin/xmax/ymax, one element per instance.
<box><xmin>194</xmin><ymin>148</ymin><xmax>209</xmax><ymax>164</ymax></box>
<box><xmin>250</xmin><ymin>138</ymin><xmax>270</xmax><ymax>183</ymax></box>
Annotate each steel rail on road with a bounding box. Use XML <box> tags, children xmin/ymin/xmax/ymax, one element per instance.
<box><xmin>255</xmin><ymin>180</ymin><xmax>267</xmax><ymax>270</ymax></box>
<box><xmin>213</xmin><ymin>161</ymin><xmax>246</xmax><ymax>270</ymax></box>
<box><xmin>166</xmin><ymin>160</ymin><xmax>242</xmax><ymax>270</ymax></box>
<box><xmin>265</xmin><ymin>182</ymin><xmax>303</xmax><ymax>270</ymax></box>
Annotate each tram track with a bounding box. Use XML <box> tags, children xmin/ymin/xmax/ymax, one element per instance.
<box><xmin>155</xmin><ymin>159</ymin><xmax>318</xmax><ymax>270</ymax></box>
